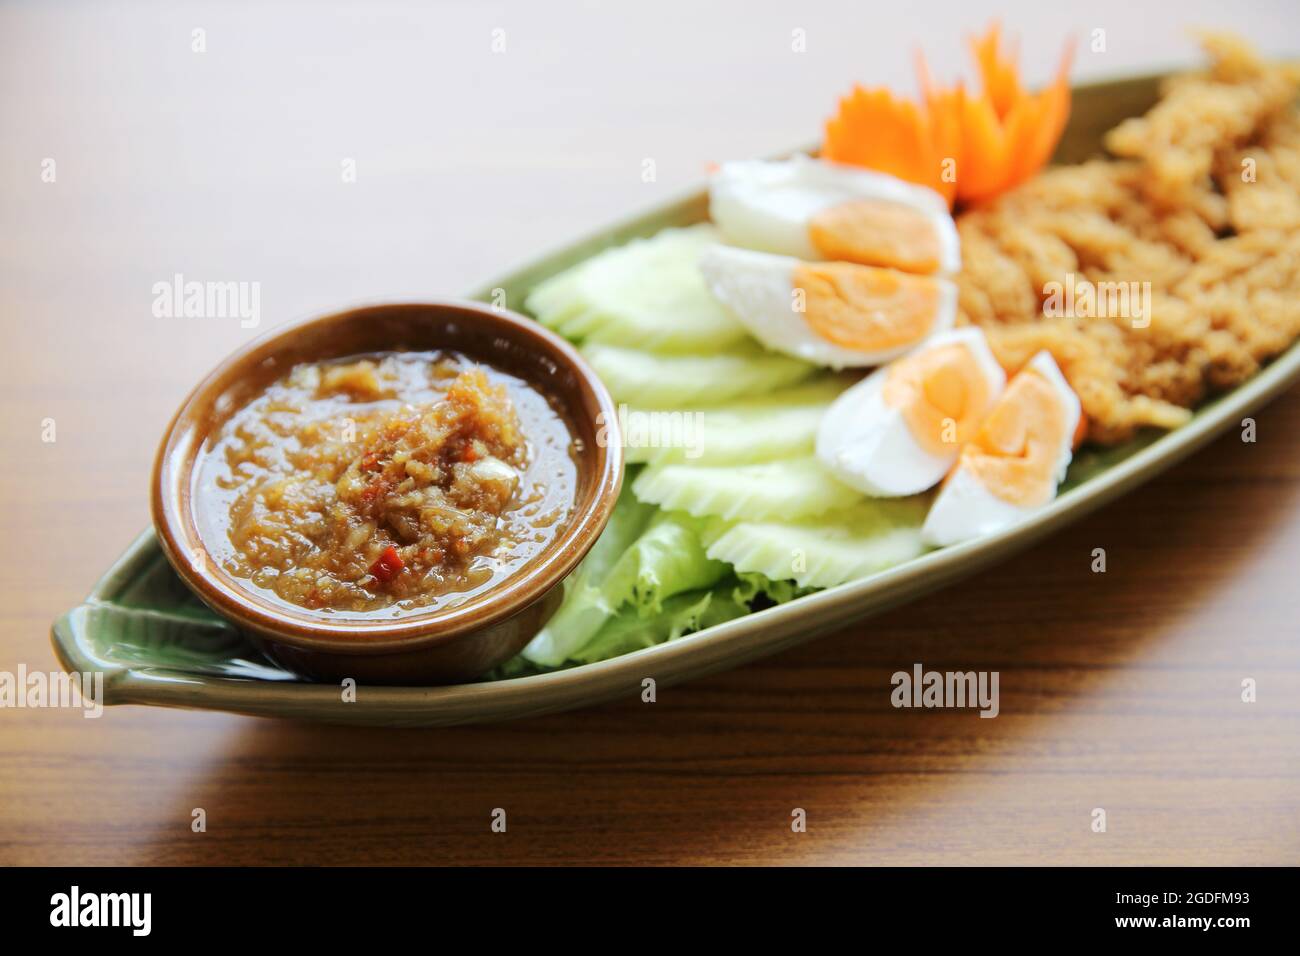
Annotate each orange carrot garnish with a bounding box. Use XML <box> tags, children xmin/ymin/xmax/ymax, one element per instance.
<box><xmin>821</xmin><ymin>23</ymin><xmax>1073</xmax><ymax>209</ymax></box>
<box><xmin>824</xmin><ymin>88</ymin><xmax>936</xmax><ymax>189</ymax></box>
<box><xmin>915</xmin><ymin>50</ymin><xmax>965</xmax><ymax>207</ymax></box>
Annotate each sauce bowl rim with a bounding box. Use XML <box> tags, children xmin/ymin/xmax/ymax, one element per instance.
<box><xmin>151</xmin><ymin>299</ymin><xmax>624</xmax><ymax>655</ymax></box>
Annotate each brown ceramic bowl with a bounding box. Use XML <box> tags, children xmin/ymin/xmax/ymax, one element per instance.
<box><xmin>151</xmin><ymin>301</ymin><xmax>623</xmax><ymax>684</ymax></box>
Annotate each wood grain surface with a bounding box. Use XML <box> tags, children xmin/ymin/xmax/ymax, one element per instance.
<box><xmin>2</xmin><ymin>0</ymin><xmax>1298</xmax><ymax>866</ymax></box>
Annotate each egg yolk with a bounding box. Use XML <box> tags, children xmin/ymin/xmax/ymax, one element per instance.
<box><xmin>793</xmin><ymin>262</ymin><xmax>942</xmax><ymax>354</ymax></box>
<box><xmin>960</xmin><ymin>367</ymin><xmax>1069</xmax><ymax>507</ymax></box>
<box><xmin>882</xmin><ymin>344</ymin><xmax>993</xmax><ymax>456</ymax></box>
<box><xmin>808</xmin><ymin>199</ymin><xmax>943</xmax><ymax>274</ymax></box>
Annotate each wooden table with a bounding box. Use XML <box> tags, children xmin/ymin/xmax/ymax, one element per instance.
<box><xmin>2</xmin><ymin>1</ymin><xmax>1297</xmax><ymax>866</ymax></box>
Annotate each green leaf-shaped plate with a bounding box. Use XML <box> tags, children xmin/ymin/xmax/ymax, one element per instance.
<box><xmin>51</xmin><ymin>71</ymin><xmax>1300</xmax><ymax>726</ymax></box>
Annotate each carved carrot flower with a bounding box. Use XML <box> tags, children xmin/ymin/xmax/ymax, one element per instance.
<box><xmin>822</xmin><ymin>23</ymin><xmax>1074</xmax><ymax>209</ymax></box>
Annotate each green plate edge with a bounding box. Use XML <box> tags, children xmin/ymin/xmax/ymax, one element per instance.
<box><xmin>50</xmin><ymin>70</ymin><xmax>1300</xmax><ymax>726</ymax></box>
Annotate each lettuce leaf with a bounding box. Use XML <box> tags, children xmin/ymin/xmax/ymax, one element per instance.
<box><xmin>602</xmin><ymin>510</ymin><xmax>731</xmax><ymax>618</ymax></box>
<box><xmin>521</xmin><ymin>492</ymin><xmax>728</xmax><ymax>666</ymax></box>
<box><xmin>570</xmin><ymin>582</ymin><xmax>749</xmax><ymax>665</ymax></box>
<box><xmin>731</xmin><ymin>571</ymin><xmax>815</xmax><ymax>608</ymax></box>
<box><xmin>520</xmin><ymin>482</ymin><xmax>655</xmax><ymax>666</ymax></box>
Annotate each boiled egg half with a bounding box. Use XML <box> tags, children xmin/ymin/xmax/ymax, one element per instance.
<box><xmin>816</xmin><ymin>327</ymin><xmax>1006</xmax><ymax>496</ymax></box>
<box><xmin>699</xmin><ymin>246</ymin><xmax>957</xmax><ymax>368</ymax></box>
<box><xmin>921</xmin><ymin>351</ymin><xmax>1082</xmax><ymax>546</ymax></box>
<box><xmin>710</xmin><ymin>156</ymin><xmax>961</xmax><ymax>275</ymax></box>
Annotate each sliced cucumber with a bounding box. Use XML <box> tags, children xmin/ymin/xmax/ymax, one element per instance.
<box><xmin>525</xmin><ymin>225</ymin><xmax>747</xmax><ymax>352</ymax></box>
<box><xmin>582</xmin><ymin>341</ymin><xmax>815</xmax><ymax>408</ymax></box>
<box><xmin>643</xmin><ymin>375</ymin><xmax>852</xmax><ymax>465</ymax></box>
<box><xmin>632</xmin><ymin>456</ymin><xmax>860</xmax><ymax>522</ymax></box>
<box><xmin>702</xmin><ymin>498</ymin><xmax>930</xmax><ymax>589</ymax></box>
